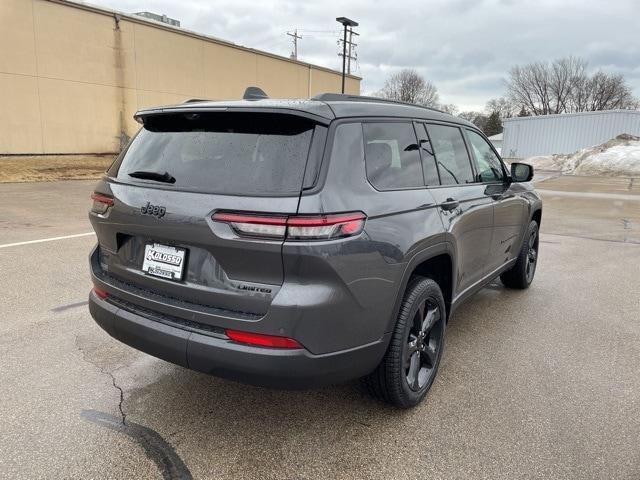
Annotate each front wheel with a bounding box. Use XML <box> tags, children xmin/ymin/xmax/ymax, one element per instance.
<box><xmin>500</xmin><ymin>220</ymin><xmax>539</xmax><ymax>289</ymax></box>
<box><xmin>362</xmin><ymin>277</ymin><xmax>446</xmax><ymax>408</ymax></box>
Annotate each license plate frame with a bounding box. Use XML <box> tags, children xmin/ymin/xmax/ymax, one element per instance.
<box><xmin>142</xmin><ymin>243</ymin><xmax>187</xmax><ymax>281</ymax></box>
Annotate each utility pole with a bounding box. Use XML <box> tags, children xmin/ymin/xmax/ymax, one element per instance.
<box><xmin>337</xmin><ymin>30</ymin><xmax>358</xmax><ymax>76</ymax></box>
<box><xmin>286</xmin><ymin>29</ymin><xmax>302</xmax><ymax>60</ymax></box>
<box><xmin>336</xmin><ymin>17</ymin><xmax>358</xmax><ymax>93</ymax></box>
<box><xmin>346</xmin><ymin>29</ymin><xmax>359</xmax><ymax>74</ymax></box>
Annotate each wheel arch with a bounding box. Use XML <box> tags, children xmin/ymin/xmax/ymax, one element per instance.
<box><xmin>531</xmin><ymin>207</ymin><xmax>542</xmax><ymax>226</ymax></box>
<box><xmin>386</xmin><ymin>243</ymin><xmax>456</xmax><ymax>334</ymax></box>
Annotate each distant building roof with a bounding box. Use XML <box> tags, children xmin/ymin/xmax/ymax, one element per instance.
<box><xmin>503</xmin><ymin>109</ymin><xmax>640</xmax><ymax>123</ymax></box>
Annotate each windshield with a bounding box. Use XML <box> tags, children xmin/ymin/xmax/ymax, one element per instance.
<box><xmin>110</xmin><ymin>112</ymin><xmax>315</xmax><ymax>195</ymax></box>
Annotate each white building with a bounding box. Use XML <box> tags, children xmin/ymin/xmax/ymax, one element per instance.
<box><xmin>487</xmin><ymin>133</ymin><xmax>503</xmax><ymax>154</ymax></box>
<box><xmin>502</xmin><ymin>110</ymin><xmax>640</xmax><ymax>159</ymax></box>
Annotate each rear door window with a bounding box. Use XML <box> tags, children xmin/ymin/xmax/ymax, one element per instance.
<box><xmin>425</xmin><ymin>124</ymin><xmax>475</xmax><ymax>185</ymax></box>
<box><xmin>111</xmin><ymin>112</ymin><xmax>315</xmax><ymax>196</ymax></box>
<box><xmin>362</xmin><ymin>122</ymin><xmax>424</xmax><ymax>190</ymax></box>
<box><xmin>466</xmin><ymin>129</ymin><xmax>506</xmax><ymax>183</ymax></box>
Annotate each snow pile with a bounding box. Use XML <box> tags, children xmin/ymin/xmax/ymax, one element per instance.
<box><xmin>525</xmin><ymin>134</ymin><xmax>640</xmax><ymax>176</ymax></box>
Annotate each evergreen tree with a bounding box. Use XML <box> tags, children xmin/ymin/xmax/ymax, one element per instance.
<box><xmin>484</xmin><ymin>111</ymin><xmax>502</xmax><ymax>136</ymax></box>
<box><xmin>517</xmin><ymin>106</ymin><xmax>531</xmax><ymax>117</ymax></box>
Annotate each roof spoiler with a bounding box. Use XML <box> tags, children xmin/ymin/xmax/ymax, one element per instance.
<box><xmin>243</xmin><ymin>87</ymin><xmax>269</xmax><ymax>100</ymax></box>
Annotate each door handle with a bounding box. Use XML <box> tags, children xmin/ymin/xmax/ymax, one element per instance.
<box><xmin>440</xmin><ymin>198</ymin><xmax>459</xmax><ymax>211</ymax></box>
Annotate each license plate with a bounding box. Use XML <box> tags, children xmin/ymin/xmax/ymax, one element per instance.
<box><xmin>142</xmin><ymin>243</ymin><xmax>186</xmax><ymax>281</ymax></box>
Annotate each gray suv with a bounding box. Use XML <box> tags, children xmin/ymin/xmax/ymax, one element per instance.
<box><xmin>88</xmin><ymin>93</ymin><xmax>541</xmax><ymax>408</ymax></box>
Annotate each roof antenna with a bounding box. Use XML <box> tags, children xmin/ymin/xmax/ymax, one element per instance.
<box><xmin>243</xmin><ymin>87</ymin><xmax>269</xmax><ymax>100</ymax></box>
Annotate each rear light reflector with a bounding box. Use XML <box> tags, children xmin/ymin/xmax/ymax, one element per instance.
<box><xmin>92</xmin><ymin>287</ymin><xmax>109</xmax><ymax>299</ymax></box>
<box><xmin>225</xmin><ymin>329</ymin><xmax>303</xmax><ymax>349</ymax></box>
<box><xmin>91</xmin><ymin>193</ymin><xmax>114</xmax><ymax>214</ymax></box>
<box><xmin>212</xmin><ymin>211</ymin><xmax>365</xmax><ymax>240</ymax></box>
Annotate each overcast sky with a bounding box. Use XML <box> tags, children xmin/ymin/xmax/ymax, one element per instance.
<box><xmin>90</xmin><ymin>0</ymin><xmax>639</xmax><ymax>111</ymax></box>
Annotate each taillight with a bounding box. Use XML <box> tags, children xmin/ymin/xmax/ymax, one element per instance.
<box><xmin>92</xmin><ymin>287</ymin><xmax>109</xmax><ymax>299</ymax></box>
<box><xmin>211</xmin><ymin>213</ymin><xmax>287</xmax><ymax>238</ymax></box>
<box><xmin>212</xmin><ymin>211</ymin><xmax>365</xmax><ymax>240</ymax></box>
<box><xmin>91</xmin><ymin>193</ymin><xmax>114</xmax><ymax>214</ymax></box>
<box><xmin>286</xmin><ymin>213</ymin><xmax>365</xmax><ymax>240</ymax></box>
<box><xmin>225</xmin><ymin>329</ymin><xmax>303</xmax><ymax>349</ymax></box>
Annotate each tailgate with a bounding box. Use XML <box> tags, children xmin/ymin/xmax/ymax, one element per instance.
<box><xmin>89</xmin><ymin>111</ymin><xmax>324</xmax><ymax>317</ymax></box>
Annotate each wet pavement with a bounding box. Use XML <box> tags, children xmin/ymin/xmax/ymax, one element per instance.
<box><xmin>1</xmin><ymin>174</ymin><xmax>639</xmax><ymax>479</ymax></box>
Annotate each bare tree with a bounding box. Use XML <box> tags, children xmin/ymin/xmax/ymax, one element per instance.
<box><xmin>582</xmin><ymin>71</ymin><xmax>636</xmax><ymax>111</ymax></box>
<box><xmin>458</xmin><ymin>111</ymin><xmax>478</xmax><ymax>122</ymax></box>
<box><xmin>458</xmin><ymin>111</ymin><xmax>489</xmax><ymax>131</ymax></box>
<box><xmin>507</xmin><ymin>57</ymin><xmax>586</xmax><ymax>115</ymax></box>
<box><xmin>507</xmin><ymin>61</ymin><xmax>552</xmax><ymax>115</ymax></box>
<box><xmin>378</xmin><ymin>69</ymin><xmax>440</xmax><ymax>107</ymax></box>
<box><xmin>485</xmin><ymin>97</ymin><xmax>515</xmax><ymax>119</ymax></box>
<box><xmin>550</xmin><ymin>56</ymin><xmax>587</xmax><ymax>113</ymax></box>
<box><xmin>439</xmin><ymin>103</ymin><xmax>459</xmax><ymax>115</ymax></box>
<box><xmin>569</xmin><ymin>72</ymin><xmax>590</xmax><ymax>113</ymax></box>
<box><xmin>506</xmin><ymin>56</ymin><xmax>638</xmax><ymax>115</ymax></box>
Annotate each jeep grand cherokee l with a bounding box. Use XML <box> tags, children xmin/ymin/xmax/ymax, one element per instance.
<box><xmin>88</xmin><ymin>93</ymin><xmax>541</xmax><ymax>408</ymax></box>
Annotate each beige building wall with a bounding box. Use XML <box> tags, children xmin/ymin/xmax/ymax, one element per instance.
<box><xmin>0</xmin><ymin>0</ymin><xmax>360</xmax><ymax>154</ymax></box>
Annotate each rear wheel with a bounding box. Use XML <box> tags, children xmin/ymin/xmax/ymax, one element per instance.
<box><xmin>500</xmin><ymin>220</ymin><xmax>539</xmax><ymax>289</ymax></box>
<box><xmin>362</xmin><ymin>277</ymin><xmax>445</xmax><ymax>408</ymax></box>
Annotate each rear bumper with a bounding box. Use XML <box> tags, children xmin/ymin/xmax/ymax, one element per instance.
<box><xmin>89</xmin><ymin>291</ymin><xmax>390</xmax><ymax>389</ymax></box>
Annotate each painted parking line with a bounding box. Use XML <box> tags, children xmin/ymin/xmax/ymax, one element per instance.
<box><xmin>537</xmin><ymin>189</ymin><xmax>640</xmax><ymax>201</ymax></box>
<box><xmin>0</xmin><ymin>232</ymin><xmax>95</xmax><ymax>249</ymax></box>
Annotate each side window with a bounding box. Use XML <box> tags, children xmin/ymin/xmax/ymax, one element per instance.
<box><xmin>466</xmin><ymin>130</ymin><xmax>506</xmax><ymax>183</ymax></box>
<box><xmin>415</xmin><ymin>124</ymin><xmax>441</xmax><ymax>187</ymax></box>
<box><xmin>425</xmin><ymin>124</ymin><xmax>475</xmax><ymax>185</ymax></box>
<box><xmin>363</xmin><ymin>122</ymin><xmax>424</xmax><ymax>190</ymax></box>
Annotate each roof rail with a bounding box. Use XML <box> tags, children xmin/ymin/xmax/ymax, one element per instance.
<box><xmin>182</xmin><ymin>98</ymin><xmax>210</xmax><ymax>104</ymax></box>
<box><xmin>311</xmin><ymin>93</ymin><xmax>446</xmax><ymax>114</ymax></box>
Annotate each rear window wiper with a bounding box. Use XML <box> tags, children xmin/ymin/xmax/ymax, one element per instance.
<box><xmin>128</xmin><ymin>171</ymin><xmax>176</xmax><ymax>184</ymax></box>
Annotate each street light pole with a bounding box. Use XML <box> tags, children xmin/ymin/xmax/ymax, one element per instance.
<box><xmin>341</xmin><ymin>26</ymin><xmax>347</xmax><ymax>93</ymax></box>
<box><xmin>336</xmin><ymin>17</ymin><xmax>358</xmax><ymax>94</ymax></box>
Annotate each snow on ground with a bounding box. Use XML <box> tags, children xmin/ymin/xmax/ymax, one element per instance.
<box><xmin>524</xmin><ymin>134</ymin><xmax>640</xmax><ymax>176</ymax></box>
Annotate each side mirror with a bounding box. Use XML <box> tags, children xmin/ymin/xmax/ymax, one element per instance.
<box><xmin>510</xmin><ymin>162</ymin><xmax>534</xmax><ymax>182</ymax></box>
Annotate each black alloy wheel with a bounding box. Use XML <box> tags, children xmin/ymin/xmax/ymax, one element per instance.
<box><xmin>525</xmin><ymin>227</ymin><xmax>539</xmax><ymax>284</ymax></box>
<box><xmin>362</xmin><ymin>277</ymin><xmax>446</xmax><ymax>408</ymax></box>
<box><xmin>501</xmin><ymin>220</ymin><xmax>540</xmax><ymax>289</ymax></box>
<box><xmin>404</xmin><ymin>298</ymin><xmax>443</xmax><ymax>392</ymax></box>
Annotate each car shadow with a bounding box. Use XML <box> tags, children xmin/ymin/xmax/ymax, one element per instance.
<box><xmin>100</xmin><ymin>278</ymin><xmax>535</xmax><ymax>477</ymax></box>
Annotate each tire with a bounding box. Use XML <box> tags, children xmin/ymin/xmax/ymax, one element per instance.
<box><xmin>500</xmin><ymin>220</ymin><xmax>539</xmax><ymax>289</ymax></box>
<box><xmin>362</xmin><ymin>277</ymin><xmax>446</xmax><ymax>408</ymax></box>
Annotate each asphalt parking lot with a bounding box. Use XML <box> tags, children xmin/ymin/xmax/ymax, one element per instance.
<box><xmin>1</xmin><ymin>175</ymin><xmax>639</xmax><ymax>479</ymax></box>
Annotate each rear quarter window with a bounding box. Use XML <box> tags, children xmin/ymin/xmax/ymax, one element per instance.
<box><xmin>110</xmin><ymin>112</ymin><xmax>315</xmax><ymax>196</ymax></box>
<box><xmin>362</xmin><ymin>122</ymin><xmax>424</xmax><ymax>190</ymax></box>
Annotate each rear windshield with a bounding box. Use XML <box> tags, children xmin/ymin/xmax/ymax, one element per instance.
<box><xmin>110</xmin><ymin>112</ymin><xmax>315</xmax><ymax>195</ymax></box>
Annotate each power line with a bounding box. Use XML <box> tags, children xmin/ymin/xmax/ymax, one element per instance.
<box><xmin>297</xmin><ymin>29</ymin><xmax>341</xmax><ymax>34</ymax></box>
<box><xmin>249</xmin><ymin>31</ymin><xmax>289</xmax><ymax>50</ymax></box>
